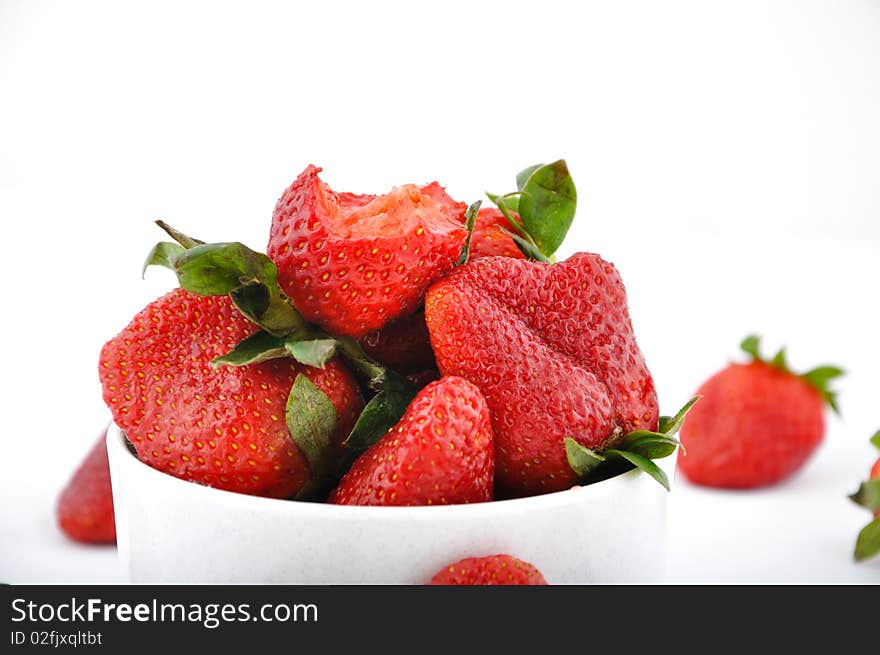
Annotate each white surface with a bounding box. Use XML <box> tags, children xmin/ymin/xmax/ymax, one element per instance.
<box><xmin>1</xmin><ymin>1</ymin><xmax>879</xmax><ymax>584</ymax></box>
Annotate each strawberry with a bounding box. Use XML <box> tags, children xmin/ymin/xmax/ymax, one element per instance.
<box><xmin>357</xmin><ymin>309</ymin><xmax>436</xmax><ymax>374</ymax></box>
<box><xmin>849</xmin><ymin>431</ymin><xmax>880</xmax><ymax>561</ymax></box>
<box><xmin>99</xmin><ymin>288</ymin><xmax>362</xmax><ymax>498</ymax></box>
<box><xmin>56</xmin><ymin>429</ymin><xmax>116</xmax><ymax>544</ymax></box>
<box><xmin>425</xmin><ymin>253</ymin><xmax>658</xmax><ymax>497</ymax></box>
<box><xmin>267</xmin><ymin>165</ymin><xmax>468</xmax><ymax>338</ymax></box>
<box><xmin>678</xmin><ymin>336</ymin><xmax>842</xmax><ymax>488</ymax></box>
<box><xmin>329</xmin><ymin>376</ymin><xmax>494</xmax><ymax>506</ymax></box>
<box><xmin>427</xmin><ymin>554</ymin><xmax>547</xmax><ymax>585</ymax></box>
<box><xmin>467</xmin><ymin>207</ymin><xmax>526</xmax><ymax>260</ymax></box>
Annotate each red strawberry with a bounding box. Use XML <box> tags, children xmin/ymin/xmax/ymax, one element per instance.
<box><xmin>267</xmin><ymin>165</ymin><xmax>468</xmax><ymax>338</ymax></box>
<box><xmin>425</xmin><ymin>253</ymin><xmax>658</xmax><ymax>497</ymax></box>
<box><xmin>468</xmin><ymin>207</ymin><xmax>526</xmax><ymax>260</ymax></box>
<box><xmin>358</xmin><ymin>309</ymin><xmax>436</xmax><ymax>374</ymax></box>
<box><xmin>329</xmin><ymin>376</ymin><xmax>494</xmax><ymax>506</ymax></box>
<box><xmin>99</xmin><ymin>288</ymin><xmax>363</xmax><ymax>498</ymax></box>
<box><xmin>427</xmin><ymin>554</ymin><xmax>547</xmax><ymax>585</ymax></box>
<box><xmin>57</xmin><ymin>430</ymin><xmax>116</xmax><ymax>544</ymax></box>
<box><xmin>678</xmin><ymin>336</ymin><xmax>842</xmax><ymax>488</ymax></box>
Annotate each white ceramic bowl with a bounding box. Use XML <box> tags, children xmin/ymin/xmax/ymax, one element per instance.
<box><xmin>106</xmin><ymin>423</ymin><xmax>673</xmax><ymax>584</ymax></box>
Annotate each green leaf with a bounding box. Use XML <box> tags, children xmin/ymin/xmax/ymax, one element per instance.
<box><xmin>487</xmin><ymin>191</ymin><xmax>521</xmax><ymax>216</ymax></box>
<box><xmin>334</xmin><ymin>336</ymin><xmax>393</xmax><ymax>389</ymax></box>
<box><xmin>229</xmin><ymin>279</ymin><xmax>271</xmax><ymax>319</ymax></box>
<box><xmin>802</xmin><ymin>365</ymin><xmax>845</xmax><ymax>386</ymax></box>
<box><xmin>854</xmin><ymin>516</ymin><xmax>880</xmax><ymax>562</ymax></box>
<box><xmin>286</xmin><ymin>338</ymin><xmax>338</xmax><ymax>369</ymax></box>
<box><xmin>657</xmin><ymin>396</ymin><xmax>699</xmax><ymax>437</ymax></box>
<box><xmin>616</xmin><ymin>431</ymin><xmax>680</xmax><ymax>459</ymax></box>
<box><xmin>740</xmin><ymin>334</ymin><xmax>762</xmax><ymax>361</ymax></box>
<box><xmin>170</xmin><ymin>242</ymin><xmax>275</xmax><ymax>296</ymax></box>
<box><xmin>155</xmin><ymin>220</ymin><xmax>205</xmax><ymax>249</ymax></box>
<box><xmin>146</xmin><ymin>237</ymin><xmax>306</xmax><ymax>337</ymax></box>
<box><xmin>564</xmin><ymin>437</ymin><xmax>606</xmax><ymax>477</ymax></box>
<box><xmin>498</xmin><ymin>195</ymin><xmax>519</xmax><ymax>214</ymax></box>
<box><xmin>516</xmin><ymin>164</ymin><xmax>543</xmax><ymax>191</ymax></box>
<box><xmin>849</xmin><ymin>479</ymin><xmax>880</xmax><ymax>512</ymax></box>
<box><xmin>770</xmin><ymin>347</ymin><xmax>789</xmax><ymax>372</ymax></box>
<box><xmin>605</xmin><ymin>449</ymin><xmax>670</xmax><ymax>491</ymax></box>
<box><xmin>211</xmin><ymin>330</ymin><xmax>289</xmax><ymax>367</ymax></box>
<box><xmin>455</xmin><ymin>200</ymin><xmax>482</xmax><ymax>266</ymax></box>
<box><xmin>870</xmin><ymin>431</ymin><xmax>880</xmax><ymax>451</ymax></box>
<box><xmin>230</xmin><ymin>281</ymin><xmax>306</xmax><ymax>338</ymax></box>
<box><xmin>802</xmin><ymin>365</ymin><xmax>846</xmax><ymax>416</ymax></box>
<box><xmin>286</xmin><ymin>374</ymin><xmax>338</xmax><ymax>498</ymax></box>
<box><xmin>516</xmin><ymin>160</ymin><xmax>577</xmax><ymax>257</ymax></box>
<box><xmin>142</xmin><ymin>241</ymin><xmax>185</xmax><ymax>278</ymax></box>
<box><xmin>499</xmin><ymin>227</ymin><xmax>552</xmax><ymax>264</ymax></box>
<box><xmin>342</xmin><ymin>377</ymin><xmax>418</xmax><ymax>465</ymax></box>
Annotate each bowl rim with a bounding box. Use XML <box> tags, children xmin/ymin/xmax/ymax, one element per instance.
<box><xmin>107</xmin><ymin>421</ymin><xmax>661</xmax><ymax>520</ymax></box>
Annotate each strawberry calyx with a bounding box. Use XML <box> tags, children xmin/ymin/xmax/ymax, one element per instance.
<box><xmin>286</xmin><ymin>374</ymin><xmax>339</xmax><ymax>499</ymax></box>
<box><xmin>565</xmin><ymin>397</ymin><xmax>699</xmax><ymax>491</ymax></box>
<box><xmin>455</xmin><ymin>200</ymin><xmax>482</xmax><ymax>266</ymax></box>
<box><xmin>853</xmin><ymin>518</ymin><xmax>880</xmax><ymax>562</ymax></box>
<box><xmin>486</xmin><ymin>160</ymin><xmax>577</xmax><ymax>262</ymax></box>
<box><xmin>145</xmin><ymin>221</ymin><xmax>307</xmax><ymax>337</ymax></box>
<box><xmin>849</xmin><ymin>430</ymin><xmax>880</xmax><ymax>561</ymax></box>
<box><xmin>739</xmin><ymin>334</ymin><xmax>844</xmax><ymax>414</ymax></box>
<box><xmin>144</xmin><ymin>220</ymin><xmax>419</xmax><ymax>494</ymax></box>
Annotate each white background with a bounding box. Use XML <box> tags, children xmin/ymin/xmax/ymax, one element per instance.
<box><xmin>1</xmin><ymin>0</ymin><xmax>878</xmax><ymax>583</ymax></box>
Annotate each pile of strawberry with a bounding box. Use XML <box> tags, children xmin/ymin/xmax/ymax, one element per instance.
<box><xmin>88</xmin><ymin>161</ymin><xmax>690</xmax><ymax>517</ymax></box>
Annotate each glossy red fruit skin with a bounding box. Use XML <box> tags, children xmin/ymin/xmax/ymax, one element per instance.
<box><xmin>677</xmin><ymin>361</ymin><xmax>825</xmax><ymax>488</ymax></box>
<box><xmin>329</xmin><ymin>376</ymin><xmax>494</xmax><ymax>506</ymax></box>
<box><xmin>425</xmin><ymin>253</ymin><xmax>658</xmax><ymax>497</ymax></box>
<box><xmin>99</xmin><ymin>289</ymin><xmax>362</xmax><ymax>499</ymax></box>
<box><xmin>57</xmin><ymin>431</ymin><xmax>116</xmax><ymax>544</ymax></box>
<box><xmin>469</xmin><ymin>208</ymin><xmax>526</xmax><ymax>260</ymax></box>
<box><xmin>358</xmin><ymin>310</ymin><xmax>436</xmax><ymax>374</ymax></box>
<box><xmin>267</xmin><ymin>165</ymin><xmax>468</xmax><ymax>338</ymax></box>
<box><xmin>427</xmin><ymin>554</ymin><xmax>547</xmax><ymax>585</ymax></box>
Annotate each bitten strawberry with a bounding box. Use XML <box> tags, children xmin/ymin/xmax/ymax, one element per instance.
<box><xmin>425</xmin><ymin>253</ymin><xmax>658</xmax><ymax>497</ymax></box>
<box><xmin>468</xmin><ymin>208</ymin><xmax>526</xmax><ymax>260</ymax></box>
<box><xmin>267</xmin><ymin>165</ymin><xmax>468</xmax><ymax>338</ymax></box>
<box><xmin>99</xmin><ymin>289</ymin><xmax>362</xmax><ymax>498</ymax></box>
<box><xmin>329</xmin><ymin>376</ymin><xmax>494</xmax><ymax>506</ymax></box>
<box><xmin>427</xmin><ymin>554</ymin><xmax>547</xmax><ymax>585</ymax></box>
<box><xmin>358</xmin><ymin>310</ymin><xmax>436</xmax><ymax>374</ymax></box>
<box><xmin>678</xmin><ymin>336</ymin><xmax>842</xmax><ymax>488</ymax></box>
<box><xmin>57</xmin><ymin>429</ymin><xmax>116</xmax><ymax>544</ymax></box>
